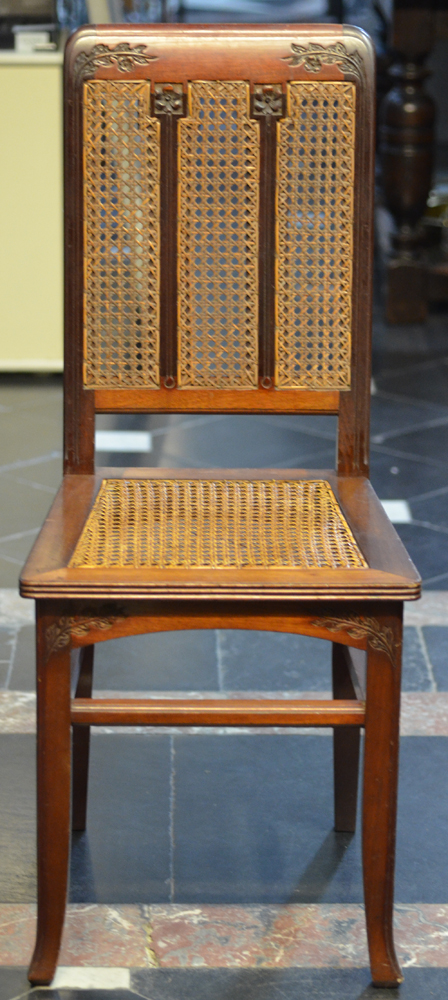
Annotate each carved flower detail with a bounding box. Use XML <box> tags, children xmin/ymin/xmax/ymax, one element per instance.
<box><xmin>284</xmin><ymin>42</ymin><xmax>363</xmax><ymax>78</ymax></box>
<box><xmin>253</xmin><ymin>85</ymin><xmax>283</xmax><ymax>117</ymax></box>
<box><xmin>74</xmin><ymin>43</ymin><xmax>157</xmax><ymax>83</ymax></box>
<box><xmin>45</xmin><ymin>612</ymin><xmax>124</xmax><ymax>659</ymax></box>
<box><xmin>154</xmin><ymin>84</ymin><xmax>183</xmax><ymax>115</ymax></box>
<box><xmin>312</xmin><ymin>615</ymin><xmax>397</xmax><ymax>666</ymax></box>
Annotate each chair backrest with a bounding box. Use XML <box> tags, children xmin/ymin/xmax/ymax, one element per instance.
<box><xmin>63</xmin><ymin>23</ymin><xmax>375</xmax><ymax>478</ymax></box>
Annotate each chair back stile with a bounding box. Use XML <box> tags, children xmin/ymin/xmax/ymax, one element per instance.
<box><xmin>62</xmin><ymin>24</ymin><xmax>375</xmax><ymax>477</ymax></box>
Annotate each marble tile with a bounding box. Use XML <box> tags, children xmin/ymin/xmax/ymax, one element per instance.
<box><xmin>400</xmin><ymin>693</ymin><xmax>448</xmax><ymax>735</ymax></box>
<box><xmin>405</xmin><ymin>592</ymin><xmax>448</xmax><ymax>626</ymax></box>
<box><xmin>0</xmin><ymin>692</ymin><xmax>35</xmax><ymax>733</ymax></box>
<box><xmin>3</xmin><ymin>903</ymin><xmax>448</xmax><ymax>971</ymax></box>
<box><xmin>0</xmin><ymin>590</ymin><xmax>33</xmax><ymax>628</ymax></box>
<box><xmin>52</xmin><ymin>967</ymin><xmax>131</xmax><ymax>988</ymax></box>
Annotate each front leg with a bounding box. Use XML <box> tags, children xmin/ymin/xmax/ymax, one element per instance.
<box><xmin>362</xmin><ymin>604</ymin><xmax>403</xmax><ymax>988</ymax></box>
<box><xmin>28</xmin><ymin>604</ymin><xmax>72</xmax><ymax>986</ymax></box>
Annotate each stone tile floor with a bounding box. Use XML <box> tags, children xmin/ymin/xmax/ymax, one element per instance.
<box><xmin>1</xmin><ymin>307</ymin><xmax>448</xmax><ymax>998</ymax></box>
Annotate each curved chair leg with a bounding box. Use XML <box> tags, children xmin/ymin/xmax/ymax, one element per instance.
<box><xmin>72</xmin><ymin>645</ymin><xmax>94</xmax><ymax>831</ymax></box>
<box><xmin>362</xmin><ymin>606</ymin><xmax>403</xmax><ymax>988</ymax></box>
<box><xmin>28</xmin><ymin>607</ymin><xmax>72</xmax><ymax>986</ymax></box>
<box><xmin>332</xmin><ymin>642</ymin><xmax>360</xmax><ymax>833</ymax></box>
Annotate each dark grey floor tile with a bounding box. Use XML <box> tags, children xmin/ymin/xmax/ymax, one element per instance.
<box><xmin>4</xmin><ymin>455</ymin><xmax>61</xmax><ymax>491</ymax></box>
<box><xmin>0</xmin><ymin>736</ymin><xmax>36</xmax><ymax>902</ymax></box>
<box><xmin>8</xmin><ymin>626</ymin><xmax>35</xmax><ymax>692</ymax></box>
<box><xmin>146</xmin><ymin>416</ymin><xmax>335</xmax><ymax>470</ymax></box>
<box><xmin>391</xmin><ymin>524</ymin><xmax>448</xmax><ymax>586</ymax></box>
<box><xmin>131</xmin><ymin>967</ymin><xmax>448</xmax><ymax>1000</ymax></box>
<box><xmin>402</xmin><ymin>627</ymin><xmax>432</xmax><ymax>692</ymax></box>
<box><xmin>0</xmin><ymin>967</ymin><xmax>30</xmax><ymax>1000</ymax></box>
<box><xmin>0</xmin><ymin>628</ymin><xmax>15</xmax><ymax>662</ymax></box>
<box><xmin>218</xmin><ymin>630</ymin><xmax>331</xmax><ymax>691</ymax></box>
<box><xmin>0</xmin><ymin>407</ymin><xmax>62</xmax><ymax>469</ymax></box>
<box><xmin>93</xmin><ymin>630</ymin><xmax>218</xmax><ymax>692</ymax></box>
<box><xmin>173</xmin><ymin>734</ymin><xmax>362</xmax><ymax>904</ymax></box>
<box><xmin>172</xmin><ymin>734</ymin><xmax>448</xmax><ymax>905</ymax></box>
<box><xmin>374</xmin><ymin>425</ymin><xmax>448</xmax><ymax>467</ymax></box>
<box><xmin>0</xmin><ymin>477</ymin><xmax>54</xmax><ymax>539</ymax></box>
<box><xmin>422</xmin><ymin>626</ymin><xmax>448</xmax><ymax>690</ymax></box>
<box><xmin>370</xmin><ymin>393</ymin><xmax>448</xmax><ymax>441</ymax></box>
<box><xmin>375</xmin><ymin>357</ymin><xmax>448</xmax><ymax>407</ymax></box>
<box><xmin>369</xmin><ymin>449</ymin><xmax>448</xmax><ymax>501</ymax></box>
<box><xmin>0</xmin><ymin>555</ymin><xmax>22</xmax><ymax>589</ymax></box>
<box><xmin>410</xmin><ymin>492</ymin><xmax>448</xmax><ymax>529</ymax></box>
<box><xmin>396</xmin><ymin>738</ymin><xmax>448</xmax><ymax>901</ymax></box>
<box><xmin>70</xmin><ymin>735</ymin><xmax>171</xmax><ymax>904</ymax></box>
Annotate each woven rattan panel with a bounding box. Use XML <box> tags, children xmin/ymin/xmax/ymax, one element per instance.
<box><xmin>70</xmin><ymin>479</ymin><xmax>367</xmax><ymax>570</ymax></box>
<box><xmin>83</xmin><ymin>81</ymin><xmax>160</xmax><ymax>388</ymax></box>
<box><xmin>178</xmin><ymin>82</ymin><xmax>259</xmax><ymax>388</ymax></box>
<box><xmin>276</xmin><ymin>82</ymin><xmax>355</xmax><ymax>389</ymax></box>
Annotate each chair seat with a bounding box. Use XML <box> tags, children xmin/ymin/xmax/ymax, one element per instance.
<box><xmin>69</xmin><ymin>477</ymin><xmax>367</xmax><ymax>571</ymax></box>
<box><xmin>20</xmin><ymin>470</ymin><xmax>420</xmax><ymax>601</ymax></box>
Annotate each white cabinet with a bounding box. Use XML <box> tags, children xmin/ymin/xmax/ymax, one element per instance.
<box><xmin>0</xmin><ymin>53</ymin><xmax>63</xmax><ymax>370</ymax></box>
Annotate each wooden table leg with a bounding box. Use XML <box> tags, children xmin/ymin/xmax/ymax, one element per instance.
<box><xmin>28</xmin><ymin>605</ymin><xmax>72</xmax><ymax>986</ymax></box>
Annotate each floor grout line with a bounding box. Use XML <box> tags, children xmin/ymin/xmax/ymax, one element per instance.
<box><xmin>415</xmin><ymin>626</ymin><xmax>437</xmax><ymax>693</ymax></box>
<box><xmin>169</xmin><ymin>735</ymin><xmax>176</xmax><ymax>904</ymax></box>
<box><xmin>215</xmin><ymin>630</ymin><xmax>225</xmax><ymax>693</ymax></box>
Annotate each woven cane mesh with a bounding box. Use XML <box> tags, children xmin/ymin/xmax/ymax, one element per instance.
<box><xmin>83</xmin><ymin>81</ymin><xmax>160</xmax><ymax>388</ymax></box>
<box><xmin>70</xmin><ymin>479</ymin><xmax>367</xmax><ymax>570</ymax></box>
<box><xmin>276</xmin><ymin>82</ymin><xmax>355</xmax><ymax>389</ymax></box>
<box><xmin>178</xmin><ymin>81</ymin><xmax>259</xmax><ymax>388</ymax></box>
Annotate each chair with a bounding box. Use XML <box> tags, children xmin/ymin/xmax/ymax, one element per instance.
<box><xmin>20</xmin><ymin>22</ymin><xmax>420</xmax><ymax>987</ymax></box>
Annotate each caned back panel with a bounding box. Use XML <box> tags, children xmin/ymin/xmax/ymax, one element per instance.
<box><xmin>81</xmin><ymin>78</ymin><xmax>355</xmax><ymax>391</ymax></box>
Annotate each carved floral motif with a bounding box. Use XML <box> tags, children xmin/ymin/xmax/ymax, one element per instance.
<box><xmin>253</xmin><ymin>85</ymin><xmax>283</xmax><ymax>117</ymax></box>
<box><xmin>284</xmin><ymin>41</ymin><xmax>363</xmax><ymax>79</ymax></box>
<box><xmin>312</xmin><ymin>615</ymin><xmax>397</xmax><ymax>666</ymax></box>
<box><xmin>154</xmin><ymin>84</ymin><xmax>183</xmax><ymax>115</ymax></box>
<box><xmin>45</xmin><ymin>612</ymin><xmax>125</xmax><ymax>659</ymax></box>
<box><xmin>74</xmin><ymin>43</ymin><xmax>157</xmax><ymax>84</ymax></box>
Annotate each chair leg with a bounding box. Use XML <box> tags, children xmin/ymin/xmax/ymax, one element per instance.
<box><xmin>72</xmin><ymin>645</ymin><xmax>94</xmax><ymax>832</ymax></box>
<box><xmin>28</xmin><ymin>608</ymin><xmax>72</xmax><ymax>986</ymax></box>
<box><xmin>332</xmin><ymin>642</ymin><xmax>360</xmax><ymax>833</ymax></box>
<box><xmin>362</xmin><ymin>607</ymin><xmax>403</xmax><ymax>988</ymax></box>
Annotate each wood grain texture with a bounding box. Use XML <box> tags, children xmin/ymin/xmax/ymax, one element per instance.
<box><xmin>70</xmin><ymin>696</ymin><xmax>365</xmax><ymax>727</ymax></box>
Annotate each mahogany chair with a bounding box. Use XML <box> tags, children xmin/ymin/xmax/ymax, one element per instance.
<box><xmin>20</xmin><ymin>22</ymin><xmax>420</xmax><ymax>988</ymax></box>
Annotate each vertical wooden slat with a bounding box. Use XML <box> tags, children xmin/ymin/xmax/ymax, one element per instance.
<box><xmin>154</xmin><ymin>84</ymin><xmax>183</xmax><ymax>387</ymax></box>
<box><xmin>253</xmin><ymin>85</ymin><xmax>283</xmax><ymax>387</ymax></box>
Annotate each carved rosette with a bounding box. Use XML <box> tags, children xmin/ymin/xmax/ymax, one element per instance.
<box><xmin>154</xmin><ymin>84</ymin><xmax>183</xmax><ymax>115</ymax></box>
<box><xmin>45</xmin><ymin>612</ymin><xmax>125</xmax><ymax>659</ymax></box>
<box><xmin>253</xmin><ymin>85</ymin><xmax>283</xmax><ymax>117</ymax></box>
<box><xmin>312</xmin><ymin>615</ymin><xmax>397</xmax><ymax>667</ymax></box>
<box><xmin>74</xmin><ymin>43</ymin><xmax>157</xmax><ymax>84</ymax></box>
<box><xmin>284</xmin><ymin>42</ymin><xmax>363</xmax><ymax>82</ymax></box>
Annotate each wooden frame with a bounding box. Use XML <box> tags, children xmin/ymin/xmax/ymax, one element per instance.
<box><xmin>21</xmin><ymin>23</ymin><xmax>420</xmax><ymax>989</ymax></box>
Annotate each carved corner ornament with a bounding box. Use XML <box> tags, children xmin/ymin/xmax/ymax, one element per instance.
<box><xmin>45</xmin><ymin>612</ymin><xmax>125</xmax><ymax>660</ymax></box>
<box><xmin>312</xmin><ymin>615</ymin><xmax>397</xmax><ymax>667</ymax></box>
<box><xmin>283</xmin><ymin>41</ymin><xmax>363</xmax><ymax>80</ymax></box>
<box><xmin>74</xmin><ymin>43</ymin><xmax>158</xmax><ymax>84</ymax></box>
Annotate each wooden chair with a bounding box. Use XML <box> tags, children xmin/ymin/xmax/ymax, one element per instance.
<box><xmin>20</xmin><ymin>22</ymin><xmax>420</xmax><ymax>988</ymax></box>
